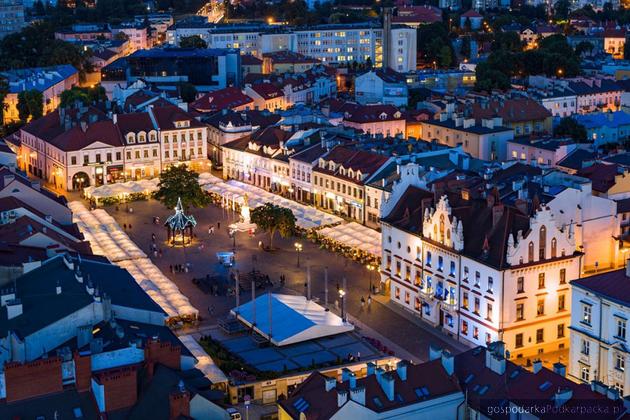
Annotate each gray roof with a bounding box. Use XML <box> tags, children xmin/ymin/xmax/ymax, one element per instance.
<box><xmin>0</xmin><ymin>255</ymin><xmax>166</xmax><ymax>339</ymax></box>
<box><xmin>0</xmin><ymin>389</ymin><xmax>98</xmax><ymax>419</ymax></box>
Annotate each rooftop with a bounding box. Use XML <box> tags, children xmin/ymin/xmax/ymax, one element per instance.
<box><xmin>232</xmin><ymin>293</ymin><xmax>354</xmax><ymax>346</ymax></box>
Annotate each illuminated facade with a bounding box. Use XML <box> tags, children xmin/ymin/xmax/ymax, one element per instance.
<box><xmin>380</xmin><ymin>163</ymin><xmax>582</xmax><ymax>363</ymax></box>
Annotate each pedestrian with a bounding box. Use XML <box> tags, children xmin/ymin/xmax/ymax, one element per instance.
<box><xmin>123</xmin><ymin>223</ymin><xmax>127</xmax><ymax>230</ymax></box>
<box><xmin>152</xmin><ymin>233</ymin><xmax>156</xmax><ymax>241</ymax></box>
<box><xmin>115</xmin><ymin>205</ymin><xmax>119</xmax><ymax>212</ymax></box>
<box><xmin>153</xmin><ymin>249</ymin><xmax>158</xmax><ymax>258</ymax></box>
<box><xmin>169</xmin><ymin>264</ymin><xmax>173</xmax><ymax>273</ymax></box>
<box><xmin>360</xmin><ymin>296</ymin><xmax>365</xmax><ymax>309</ymax></box>
<box><xmin>217</xmin><ymin>221</ymin><xmax>221</xmax><ymax>229</ymax></box>
<box><xmin>367</xmin><ymin>295</ymin><xmax>372</xmax><ymax>306</ymax></box>
<box><xmin>128</xmin><ymin>224</ymin><xmax>132</xmax><ymax>230</ymax></box>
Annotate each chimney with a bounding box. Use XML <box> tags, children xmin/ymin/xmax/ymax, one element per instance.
<box><xmin>533</xmin><ymin>359</ymin><xmax>543</xmax><ymax>374</ymax></box>
<box><xmin>337</xmin><ymin>389</ymin><xmax>348</xmax><ymax>407</ymax></box>
<box><xmin>441</xmin><ymin>350</ymin><xmax>454</xmax><ymax>376</ymax></box>
<box><xmin>553</xmin><ymin>362</ymin><xmax>566</xmax><ymax>377</ymax></box>
<box><xmin>396</xmin><ymin>360</ymin><xmax>407</xmax><ymax>381</ymax></box>
<box><xmin>1</xmin><ymin>288</ymin><xmax>15</xmax><ymax>306</ymax></box>
<box><xmin>492</xmin><ymin>204</ymin><xmax>505</xmax><ymax>227</ymax></box>
<box><xmin>485</xmin><ymin>344</ymin><xmax>506</xmax><ymax>375</ymax></box>
<box><xmin>607</xmin><ymin>387</ymin><xmax>620</xmax><ymax>401</ymax></box>
<box><xmin>591</xmin><ymin>380</ymin><xmax>608</xmax><ymax>395</ymax></box>
<box><xmin>325</xmin><ymin>376</ymin><xmax>337</xmax><ymax>392</ymax></box>
<box><xmin>515</xmin><ymin>198</ymin><xmax>528</xmax><ymax>215</ymax></box>
<box><xmin>341</xmin><ymin>368</ymin><xmax>351</xmax><ymax>383</ymax></box>
<box><xmin>348</xmin><ymin>372</ymin><xmax>357</xmax><ymax>389</ymax></box>
<box><xmin>380</xmin><ymin>372</ymin><xmax>395</xmax><ymax>401</ymax></box>
<box><xmin>429</xmin><ymin>344</ymin><xmax>441</xmax><ymax>361</ymax></box>
<box><xmin>3</xmin><ymin>174</ymin><xmax>14</xmax><ymax>185</ymax></box>
<box><xmin>366</xmin><ymin>362</ymin><xmax>376</xmax><ymax>376</ymax></box>
<box><xmin>169</xmin><ymin>381</ymin><xmax>190</xmax><ymax>419</ymax></box>
<box><xmin>6</xmin><ymin>298</ymin><xmax>23</xmax><ymax>320</ymax></box>
<box><xmin>77</xmin><ymin>325</ymin><xmax>92</xmax><ymax>348</ymax></box>
<box><xmin>553</xmin><ymin>387</ymin><xmax>573</xmax><ymax>407</ymax></box>
<box><xmin>349</xmin><ymin>385</ymin><xmax>366</xmax><ymax>406</ymax></box>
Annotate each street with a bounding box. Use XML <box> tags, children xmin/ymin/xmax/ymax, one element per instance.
<box><xmin>105</xmin><ymin>198</ymin><xmax>468</xmax><ymax>362</ymax></box>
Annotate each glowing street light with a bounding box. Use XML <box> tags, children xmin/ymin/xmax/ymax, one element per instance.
<box><xmin>294</xmin><ymin>242</ymin><xmax>303</xmax><ymax>267</ymax></box>
<box><xmin>366</xmin><ymin>264</ymin><xmax>376</xmax><ymax>294</ymax></box>
<box><xmin>339</xmin><ymin>288</ymin><xmax>346</xmax><ymax>321</ymax></box>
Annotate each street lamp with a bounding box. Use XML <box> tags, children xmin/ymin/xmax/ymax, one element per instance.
<box><xmin>294</xmin><ymin>242</ymin><xmax>303</xmax><ymax>267</ymax></box>
<box><xmin>339</xmin><ymin>288</ymin><xmax>346</xmax><ymax>321</ymax></box>
<box><xmin>366</xmin><ymin>264</ymin><xmax>376</xmax><ymax>294</ymax></box>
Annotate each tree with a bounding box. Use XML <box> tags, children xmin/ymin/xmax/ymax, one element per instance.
<box><xmin>155</xmin><ymin>165</ymin><xmax>210</xmax><ymax>210</ymax></box>
<box><xmin>250</xmin><ymin>203</ymin><xmax>296</xmax><ymax>249</ymax></box>
<box><xmin>554</xmin><ymin>117</ymin><xmax>587</xmax><ymax>142</ymax></box>
<box><xmin>179</xmin><ymin>35</ymin><xmax>207</xmax><ymax>49</ymax></box>
<box><xmin>438</xmin><ymin>45</ymin><xmax>452</xmax><ymax>68</ymax></box>
<box><xmin>460</xmin><ymin>36</ymin><xmax>471</xmax><ymax>58</ymax></box>
<box><xmin>16</xmin><ymin>90</ymin><xmax>43</xmax><ymax>122</ymax></box>
<box><xmin>60</xmin><ymin>85</ymin><xmax>106</xmax><ymax>108</ymax></box>
<box><xmin>554</xmin><ymin>0</ymin><xmax>570</xmax><ymax>20</ymax></box>
<box><xmin>575</xmin><ymin>41</ymin><xmax>594</xmax><ymax>57</ymax></box>
<box><xmin>179</xmin><ymin>82</ymin><xmax>197</xmax><ymax>103</ymax></box>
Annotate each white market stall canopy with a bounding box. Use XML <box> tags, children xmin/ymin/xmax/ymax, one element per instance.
<box><xmin>231</xmin><ymin>294</ymin><xmax>354</xmax><ymax>347</ymax></box>
<box><xmin>203</xmin><ymin>179</ymin><xmax>343</xmax><ymax>229</ymax></box>
<box><xmin>318</xmin><ymin>222</ymin><xmax>381</xmax><ymax>257</ymax></box>
<box><xmin>84</xmin><ymin>178</ymin><xmax>160</xmax><ymax>201</ymax></box>
<box><xmin>178</xmin><ymin>334</ymin><xmax>228</xmax><ymax>384</ymax></box>
<box><xmin>69</xmin><ymin>201</ymin><xmax>198</xmax><ymax>319</ymax></box>
<box><xmin>197</xmin><ymin>172</ymin><xmax>223</xmax><ymax>186</ymax></box>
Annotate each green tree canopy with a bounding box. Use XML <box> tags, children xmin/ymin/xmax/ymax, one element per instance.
<box><xmin>155</xmin><ymin>165</ymin><xmax>210</xmax><ymax>210</ymax></box>
<box><xmin>17</xmin><ymin>90</ymin><xmax>44</xmax><ymax>122</ymax></box>
<box><xmin>250</xmin><ymin>203</ymin><xmax>296</xmax><ymax>249</ymax></box>
<box><xmin>59</xmin><ymin>85</ymin><xmax>106</xmax><ymax>108</ymax></box>
<box><xmin>179</xmin><ymin>35</ymin><xmax>208</xmax><ymax>49</ymax></box>
<box><xmin>554</xmin><ymin>117</ymin><xmax>587</xmax><ymax>142</ymax></box>
<box><xmin>178</xmin><ymin>82</ymin><xmax>198</xmax><ymax>103</ymax></box>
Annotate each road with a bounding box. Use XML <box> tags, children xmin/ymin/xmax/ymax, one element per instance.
<box><xmin>104</xmin><ymin>198</ymin><xmax>468</xmax><ymax>362</ymax></box>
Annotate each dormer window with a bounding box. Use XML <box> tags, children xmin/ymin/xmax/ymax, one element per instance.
<box><xmin>127</xmin><ymin>133</ymin><xmax>135</xmax><ymax>144</ymax></box>
<box><xmin>138</xmin><ymin>132</ymin><xmax>146</xmax><ymax>143</ymax></box>
<box><xmin>394</xmin><ymin>111</ymin><xmax>401</xmax><ymax>118</ymax></box>
<box><xmin>379</xmin><ymin>112</ymin><xmax>388</xmax><ymax>120</ymax></box>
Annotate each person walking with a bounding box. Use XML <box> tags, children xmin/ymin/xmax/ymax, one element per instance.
<box><xmin>360</xmin><ymin>296</ymin><xmax>365</xmax><ymax>309</ymax></box>
<box><xmin>217</xmin><ymin>221</ymin><xmax>221</xmax><ymax>230</ymax></box>
<box><xmin>367</xmin><ymin>295</ymin><xmax>372</xmax><ymax>306</ymax></box>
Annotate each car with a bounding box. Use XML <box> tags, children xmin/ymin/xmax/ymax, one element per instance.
<box><xmin>226</xmin><ymin>407</ymin><xmax>242</xmax><ymax>420</ymax></box>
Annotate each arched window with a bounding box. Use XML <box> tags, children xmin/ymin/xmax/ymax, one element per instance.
<box><xmin>439</xmin><ymin>214</ymin><xmax>445</xmax><ymax>243</ymax></box>
<box><xmin>551</xmin><ymin>238</ymin><xmax>557</xmax><ymax>258</ymax></box>
<box><xmin>539</xmin><ymin>226</ymin><xmax>547</xmax><ymax>260</ymax></box>
<box><xmin>528</xmin><ymin>242</ymin><xmax>534</xmax><ymax>263</ymax></box>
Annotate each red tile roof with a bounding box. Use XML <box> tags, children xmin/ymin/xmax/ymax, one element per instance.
<box><xmin>150</xmin><ymin>105</ymin><xmax>205</xmax><ymax>130</ymax></box>
<box><xmin>47</xmin><ymin>120</ymin><xmax>123</xmax><ymax>152</ymax></box>
<box><xmin>250</xmin><ymin>83</ymin><xmax>284</xmax><ymax>100</ymax></box>
<box><xmin>339</xmin><ymin>102</ymin><xmax>404</xmax><ymax>123</ymax></box>
<box><xmin>190</xmin><ymin>87</ymin><xmax>253</xmax><ymax>113</ymax></box>
<box><xmin>393</xmin><ymin>5</ymin><xmax>442</xmax><ymax>24</ymax></box>
<box><xmin>577</xmin><ymin>162</ymin><xmax>621</xmax><ymax>193</ymax></box>
<box><xmin>115</xmin><ymin>112</ymin><xmax>155</xmax><ymax>134</ymax></box>
<box><xmin>465</xmin><ymin>98</ymin><xmax>552</xmax><ymax>124</ymax></box>
<box><xmin>241</xmin><ymin>54</ymin><xmax>263</xmax><ymax>65</ymax></box>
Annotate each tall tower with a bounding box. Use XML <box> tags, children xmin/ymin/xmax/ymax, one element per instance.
<box><xmin>383</xmin><ymin>7</ymin><xmax>392</xmax><ymax>70</ymax></box>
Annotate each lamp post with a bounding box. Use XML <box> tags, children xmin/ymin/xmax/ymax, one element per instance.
<box><xmin>366</xmin><ymin>264</ymin><xmax>376</xmax><ymax>294</ymax></box>
<box><xmin>339</xmin><ymin>289</ymin><xmax>346</xmax><ymax>321</ymax></box>
<box><xmin>294</xmin><ymin>242</ymin><xmax>303</xmax><ymax>267</ymax></box>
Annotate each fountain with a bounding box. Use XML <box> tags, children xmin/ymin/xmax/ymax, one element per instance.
<box><xmin>229</xmin><ymin>194</ymin><xmax>257</xmax><ymax>233</ymax></box>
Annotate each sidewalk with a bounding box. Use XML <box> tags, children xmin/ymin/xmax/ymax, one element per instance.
<box><xmin>371</xmin><ymin>294</ymin><xmax>471</xmax><ymax>354</ymax></box>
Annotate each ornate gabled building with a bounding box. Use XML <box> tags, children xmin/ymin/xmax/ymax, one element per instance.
<box><xmin>380</xmin><ymin>162</ymin><xmax>583</xmax><ymax>364</ymax></box>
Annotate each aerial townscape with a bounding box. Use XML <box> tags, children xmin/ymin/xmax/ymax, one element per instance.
<box><xmin>7</xmin><ymin>0</ymin><xmax>630</xmax><ymax>419</ymax></box>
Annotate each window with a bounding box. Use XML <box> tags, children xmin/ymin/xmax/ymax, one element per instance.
<box><xmin>396</xmin><ymin>260</ymin><xmax>401</xmax><ymax>277</ymax></box>
<box><xmin>487</xmin><ymin>303</ymin><xmax>493</xmax><ymax>321</ymax></box>
<box><xmin>487</xmin><ymin>276</ymin><xmax>493</xmax><ymax>293</ymax></box>
<box><xmin>516</xmin><ymin>303</ymin><xmax>524</xmax><ymax>320</ymax></box>
<box><xmin>414</xmin><ymin>270</ymin><xmax>421</xmax><ymax>286</ymax></box>
<box><xmin>474</xmin><ymin>271</ymin><xmax>480</xmax><ymax>287</ymax></box>
<box><xmin>463</xmin><ymin>266</ymin><xmax>469</xmax><ymax>281</ymax></box>
<box><xmin>395</xmin><ymin>287</ymin><xmax>400</xmax><ymax>299</ymax></box>
<box><xmin>116</xmin><ymin>152</ymin><xmax>121</xmax><ymax>160</ymax></box>
<box><xmin>538</xmin><ymin>273</ymin><xmax>545</xmax><ymax>289</ymax></box>
<box><xmin>557</xmin><ymin>323</ymin><xmax>565</xmax><ymax>338</ymax></box>
<box><xmin>536</xmin><ymin>328</ymin><xmax>544</xmax><ymax>343</ymax></box>
<box><xmin>583</xmin><ymin>305</ymin><xmax>592</xmax><ymax>325</ymax></box>
<box><xmin>617</xmin><ymin>354</ymin><xmax>625</xmax><ymax>372</ymax></box>
<box><xmin>528</xmin><ymin>242</ymin><xmax>534</xmax><ymax>262</ymax></box>
<box><xmin>126</xmin><ymin>151</ymin><xmax>131</xmax><ymax>160</ymax></box>
<box><xmin>473</xmin><ymin>327</ymin><xmax>479</xmax><ymax>340</ymax></box>
<box><xmin>83</xmin><ymin>154</ymin><xmax>89</xmax><ymax>164</ymax></box>
<box><xmin>106</xmin><ymin>153</ymin><xmax>112</xmax><ymax>162</ymax></box>
<box><xmin>416</xmin><ymin>246</ymin><xmax>421</xmax><ymax>261</ymax></box>
<box><xmin>461</xmin><ymin>320</ymin><xmax>468</xmax><ymax>335</ymax></box>
<box><xmin>474</xmin><ymin>297</ymin><xmax>480</xmax><ymax>314</ymax></box>
<box><xmin>386</xmin><ymin>255</ymin><xmax>391</xmax><ymax>270</ymax></box>
<box><xmin>405</xmin><ymin>291</ymin><xmax>410</xmax><ymax>304</ymax></box>
<box><xmin>617</xmin><ymin>318</ymin><xmax>627</xmax><ymax>340</ymax></box>
<box><xmin>581</xmin><ymin>366</ymin><xmax>590</xmax><ymax>382</ymax></box>
<box><xmin>581</xmin><ymin>339</ymin><xmax>590</xmax><ymax>355</ymax></box>
<box><xmin>462</xmin><ymin>292</ymin><xmax>469</xmax><ymax>310</ymax></box>
<box><xmin>551</xmin><ymin>238</ymin><xmax>557</xmax><ymax>258</ymax></box>
<box><xmin>405</xmin><ymin>265</ymin><xmax>411</xmax><ymax>281</ymax></box>
<box><xmin>426</xmin><ymin>251</ymin><xmax>432</xmax><ymax>266</ymax></box>
<box><xmin>537</xmin><ymin>298</ymin><xmax>545</xmax><ymax>316</ymax></box>
<box><xmin>558</xmin><ymin>294</ymin><xmax>565</xmax><ymax>311</ymax></box>
<box><xmin>559</xmin><ymin>269</ymin><xmax>566</xmax><ymax>284</ymax></box>
<box><xmin>71</xmin><ymin>156</ymin><xmax>77</xmax><ymax>165</ymax></box>
<box><xmin>438</xmin><ymin>256</ymin><xmax>443</xmax><ymax>271</ymax></box>
<box><xmin>517</xmin><ymin>277</ymin><xmax>524</xmax><ymax>293</ymax></box>
<box><xmin>515</xmin><ymin>333</ymin><xmax>523</xmax><ymax>348</ymax></box>
<box><xmin>450</xmin><ymin>261</ymin><xmax>456</xmax><ymax>276</ymax></box>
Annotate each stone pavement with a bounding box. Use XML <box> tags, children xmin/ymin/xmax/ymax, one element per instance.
<box><xmin>98</xmin><ymin>198</ymin><xmax>469</xmax><ymax>362</ymax></box>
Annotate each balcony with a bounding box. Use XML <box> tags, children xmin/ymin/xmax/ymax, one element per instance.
<box><xmin>440</xmin><ymin>299</ymin><xmax>458</xmax><ymax>312</ymax></box>
<box><xmin>418</xmin><ymin>287</ymin><xmax>434</xmax><ymax>300</ymax></box>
